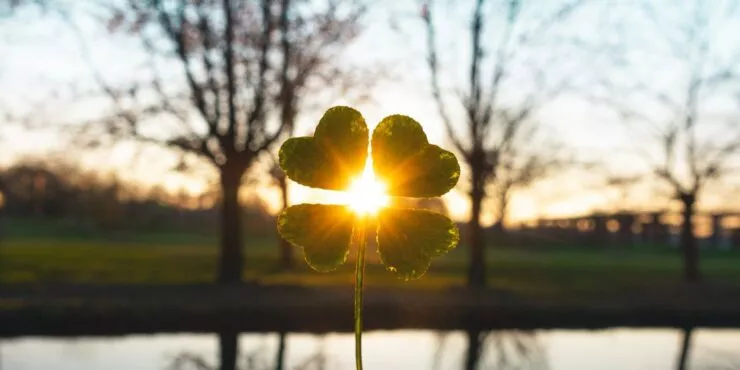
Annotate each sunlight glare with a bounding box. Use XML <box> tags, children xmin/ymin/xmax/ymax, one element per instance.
<box><xmin>341</xmin><ymin>160</ymin><xmax>389</xmax><ymax>215</ymax></box>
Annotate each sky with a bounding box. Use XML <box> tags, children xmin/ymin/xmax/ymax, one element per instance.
<box><xmin>1</xmin><ymin>0</ymin><xmax>740</xmax><ymax>226</ymax></box>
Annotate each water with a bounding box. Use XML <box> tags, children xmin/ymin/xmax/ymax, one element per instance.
<box><xmin>1</xmin><ymin>328</ymin><xmax>738</xmax><ymax>370</ymax></box>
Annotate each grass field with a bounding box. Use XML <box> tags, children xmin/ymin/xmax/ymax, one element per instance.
<box><xmin>2</xmin><ymin>235</ymin><xmax>739</xmax><ymax>300</ymax></box>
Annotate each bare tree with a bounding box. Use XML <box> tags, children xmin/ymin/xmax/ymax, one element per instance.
<box><xmin>70</xmin><ymin>0</ymin><xmax>365</xmax><ymax>282</ymax></box>
<box><xmin>592</xmin><ymin>0</ymin><xmax>740</xmax><ymax>281</ymax></box>
<box><xmin>422</xmin><ymin>0</ymin><xmax>588</xmax><ymax>286</ymax></box>
<box><xmin>268</xmin><ymin>0</ymin><xmax>369</xmax><ymax>270</ymax></box>
<box><xmin>491</xmin><ymin>137</ymin><xmax>570</xmax><ymax>234</ymax></box>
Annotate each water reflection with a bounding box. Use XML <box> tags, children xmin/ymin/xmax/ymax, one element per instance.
<box><xmin>460</xmin><ymin>330</ymin><xmax>548</xmax><ymax>370</ymax></box>
<box><xmin>166</xmin><ymin>331</ymin><xmax>328</xmax><ymax>370</ymax></box>
<box><xmin>676</xmin><ymin>328</ymin><xmax>692</xmax><ymax>370</ymax></box>
<box><xmin>1</xmin><ymin>328</ymin><xmax>739</xmax><ymax>370</ymax></box>
<box><xmin>165</xmin><ymin>330</ymin><xmax>549</xmax><ymax>370</ymax></box>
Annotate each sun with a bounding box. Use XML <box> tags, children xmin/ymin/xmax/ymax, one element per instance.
<box><xmin>340</xmin><ymin>159</ymin><xmax>389</xmax><ymax>215</ymax></box>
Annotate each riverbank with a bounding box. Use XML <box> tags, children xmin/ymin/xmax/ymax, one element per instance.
<box><xmin>1</xmin><ymin>282</ymin><xmax>740</xmax><ymax>337</ymax></box>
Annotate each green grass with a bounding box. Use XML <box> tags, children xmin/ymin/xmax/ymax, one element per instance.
<box><xmin>2</xmin><ymin>236</ymin><xmax>739</xmax><ymax>300</ymax></box>
<box><xmin>1</xmin><ymin>217</ymin><xmax>219</xmax><ymax>245</ymax></box>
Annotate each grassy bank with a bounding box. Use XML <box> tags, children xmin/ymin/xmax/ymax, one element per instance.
<box><xmin>1</xmin><ymin>237</ymin><xmax>740</xmax><ymax>336</ymax></box>
<box><xmin>1</xmin><ymin>237</ymin><xmax>739</xmax><ymax>300</ymax></box>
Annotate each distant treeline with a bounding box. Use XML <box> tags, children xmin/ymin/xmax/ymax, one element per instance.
<box><xmin>0</xmin><ymin>159</ymin><xmax>455</xmax><ymax>242</ymax></box>
<box><xmin>0</xmin><ymin>160</ymin><xmax>274</xmax><ymax>238</ymax></box>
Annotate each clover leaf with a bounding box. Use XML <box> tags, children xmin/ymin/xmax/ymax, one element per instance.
<box><xmin>279</xmin><ymin>106</ymin><xmax>368</xmax><ymax>191</ymax></box>
<box><xmin>277</xmin><ymin>204</ymin><xmax>355</xmax><ymax>272</ymax></box>
<box><xmin>276</xmin><ymin>106</ymin><xmax>461</xmax><ymax>370</ymax></box>
<box><xmin>372</xmin><ymin>115</ymin><xmax>460</xmax><ymax>197</ymax></box>
<box><xmin>278</xmin><ymin>107</ymin><xmax>460</xmax><ymax>278</ymax></box>
<box><xmin>377</xmin><ymin>208</ymin><xmax>459</xmax><ymax>280</ymax></box>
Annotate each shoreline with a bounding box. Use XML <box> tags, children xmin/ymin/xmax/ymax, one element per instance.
<box><xmin>1</xmin><ymin>283</ymin><xmax>740</xmax><ymax>337</ymax></box>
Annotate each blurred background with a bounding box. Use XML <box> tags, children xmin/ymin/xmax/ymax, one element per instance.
<box><xmin>1</xmin><ymin>0</ymin><xmax>740</xmax><ymax>369</ymax></box>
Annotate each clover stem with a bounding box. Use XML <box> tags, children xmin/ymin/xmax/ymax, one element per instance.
<box><xmin>353</xmin><ymin>215</ymin><xmax>368</xmax><ymax>370</ymax></box>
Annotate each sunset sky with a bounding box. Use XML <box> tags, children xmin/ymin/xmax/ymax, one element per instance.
<box><xmin>2</xmin><ymin>0</ymin><xmax>740</xmax><ymax>226</ymax></box>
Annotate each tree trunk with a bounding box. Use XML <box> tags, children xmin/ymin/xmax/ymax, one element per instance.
<box><xmin>217</xmin><ymin>165</ymin><xmax>245</xmax><ymax>284</ymax></box>
<box><xmin>219</xmin><ymin>331</ymin><xmax>238</xmax><ymax>370</ymax></box>
<box><xmin>497</xmin><ymin>188</ymin><xmax>509</xmax><ymax>231</ymax></box>
<box><xmin>467</xmin><ymin>163</ymin><xmax>486</xmax><ymax>287</ymax></box>
<box><xmin>676</xmin><ymin>327</ymin><xmax>692</xmax><ymax>370</ymax></box>
<box><xmin>278</xmin><ymin>175</ymin><xmax>294</xmax><ymax>270</ymax></box>
<box><xmin>680</xmin><ymin>193</ymin><xmax>699</xmax><ymax>282</ymax></box>
<box><xmin>492</xmin><ymin>188</ymin><xmax>508</xmax><ymax>242</ymax></box>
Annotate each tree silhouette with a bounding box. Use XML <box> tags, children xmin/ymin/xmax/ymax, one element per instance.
<box><xmin>268</xmin><ymin>0</ymin><xmax>372</xmax><ymax>271</ymax></box>
<box><xmin>591</xmin><ymin>0</ymin><xmax>740</xmax><ymax>281</ymax></box>
<box><xmin>75</xmin><ymin>0</ymin><xmax>365</xmax><ymax>282</ymax></box>
<box><xmin>491</xmin><ymin>139</ymin><xmax>570</xmax><ymax>234</ymax></box>
<box><xmin>421</xmin><ymin>0</ymin><xmax>588</xmax><ymax>286</ymax></box>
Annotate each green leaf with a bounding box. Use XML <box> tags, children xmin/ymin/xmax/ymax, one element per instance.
<box><xmin>371</xmin><ymin>115</ymin><xmax>460</xmax><ymax>197</ymax></box>
<box><xmin>279</xmin><ymin>106</ymin><xmax>368</xmax><ymax>191</ymax></box>
<box><xmin>376</xmin><ymin>208</ymin><xmax>459</xmax><ymax>280</ymax></box>
<box><xmin>278</xmin><ymin>204</ymin><xmax>356</xmax><ymax>272</ymax></box>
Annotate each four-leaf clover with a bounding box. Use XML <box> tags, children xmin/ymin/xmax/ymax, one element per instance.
<box><xmin>277</xmin><ymin>106</ymin><xmax>460</xmax><ymax>280</ymax></box>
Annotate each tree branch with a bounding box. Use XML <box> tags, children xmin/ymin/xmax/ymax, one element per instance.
<box><xmin>422</xmin><ymin>0</ymin><xmax>468</xmax><ymax>157</ymax></box>
<box><xmin>221</xmin><ymin>0</ymin><xmax>238</xmax><ymax>156</ymax></box>
<box><xmin>244</xmin><ymin>0</ymin><xmax>275</xmax><ymax>154</ymax></box>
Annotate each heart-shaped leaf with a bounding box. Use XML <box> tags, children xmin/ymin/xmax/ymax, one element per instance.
<box><xmin>280</xmin><ymin>106</ymin><xmax>368</xmax><ymax>191</ymax></box>
<box><xmin>278</xmin><ymin>204</ymin><xmax>356</xmax><ymax>272</ymax></box>
<box><xmin>371</xmin><ymin>115</ymin><xmax>460</xmax><ymax>197</ymax></box>
<box><xmin>376</xmin><ymin>208</ymin><xmax>459</xmax><ymax>280</ymax></box>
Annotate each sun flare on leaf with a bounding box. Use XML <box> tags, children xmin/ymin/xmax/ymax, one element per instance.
<box><xmin>339</xmin><ymin>159</ymin><xmax>389</xmax><ymax>215</ymax></box>
<box><xmin>277</xmin><ymin>106</ymin><xmax>461</xmax><ymax>370</ymax></box>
